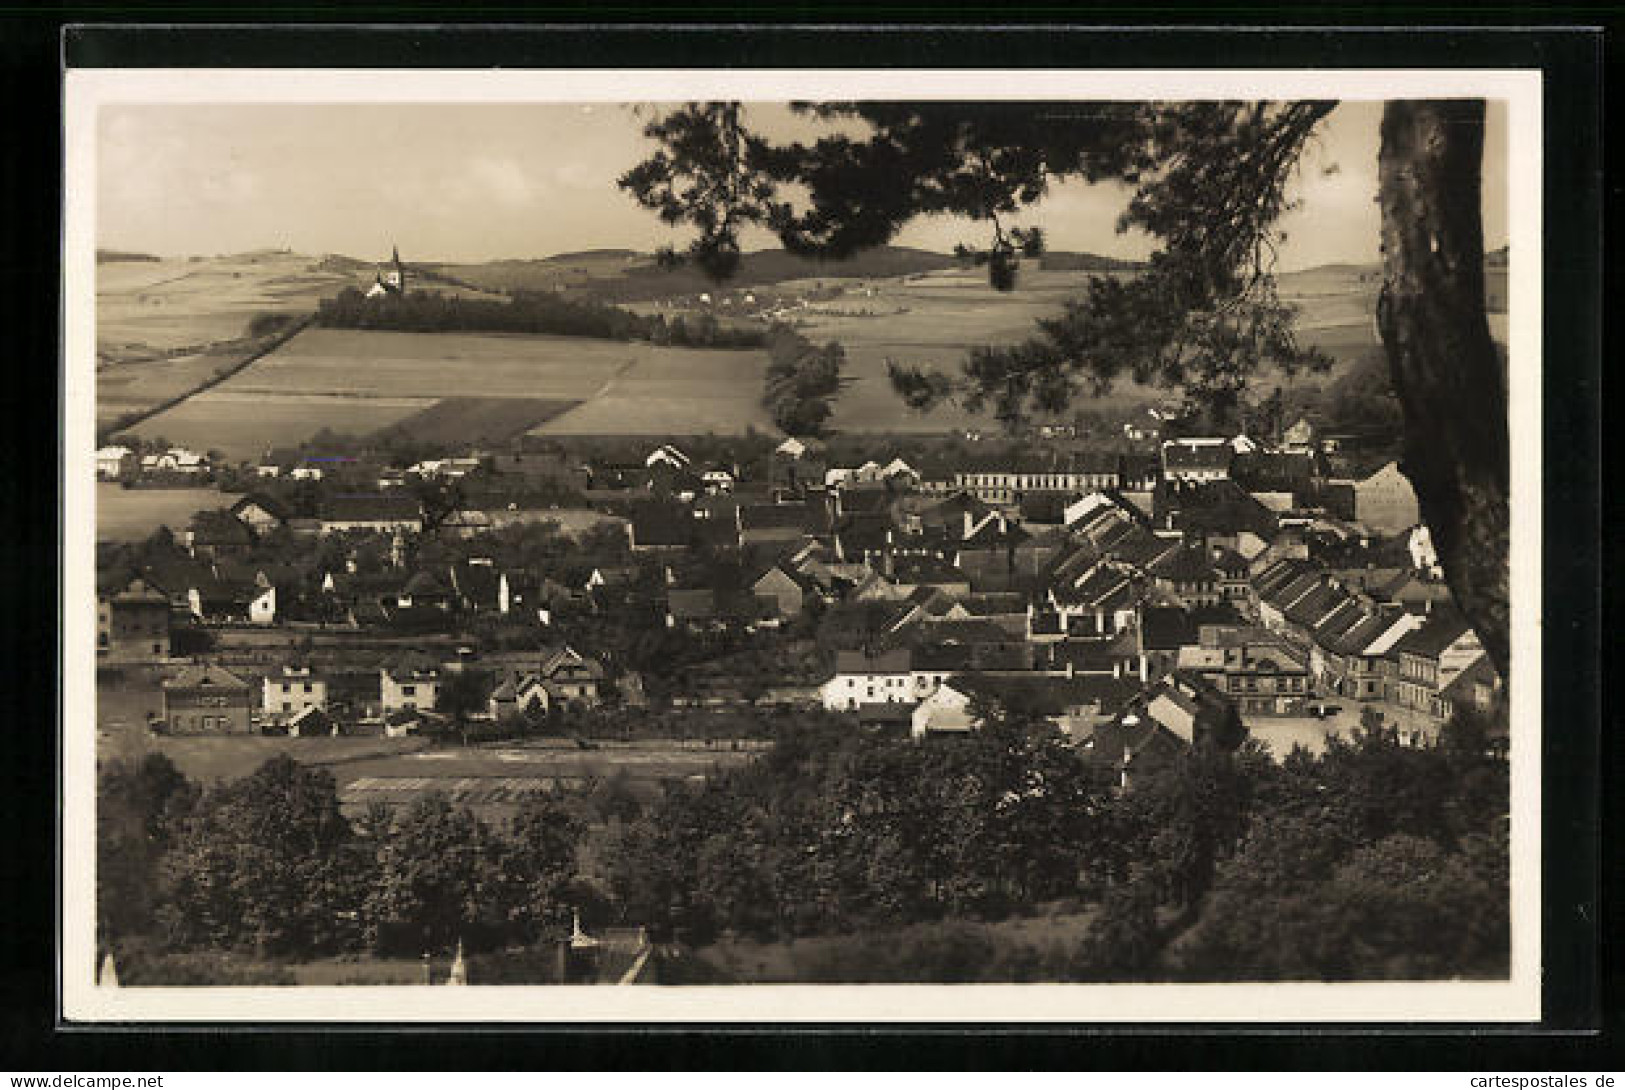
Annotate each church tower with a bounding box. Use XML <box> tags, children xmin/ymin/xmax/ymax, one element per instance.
<box><xmin>382</xmin><ymin>244</ymin><xmax>406</xmax><ymax>294</ymax></box>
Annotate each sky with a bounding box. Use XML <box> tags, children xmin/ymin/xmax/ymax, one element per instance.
<box><xmin>97</xmin><ymin>100</ymin><xmax>1507</xmax><ymax>271</ymax></box>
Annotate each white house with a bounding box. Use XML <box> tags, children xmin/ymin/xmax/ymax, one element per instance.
<box><xmin>380</xmin><ymin>663</ymin><xmax>440</xmax><ymax>714</ymax></box>
<box><xmin>262</xmin><ymin>666</ymin><xmax>327</xmax><ymax>720</ymax></box>
<box><xmin>142</xmin><ymin>447</ymin><xmax>207</xmax><ymax>475</ymax></box>
<box><xmin>820</xmin><ymin>649</ymin><xmax>915</xmax><ymax>711</ymax></box>
<box><xmin>95</xmin><ymin>445</ymin><xmax>133</xmax><ymax>480</ymax></box>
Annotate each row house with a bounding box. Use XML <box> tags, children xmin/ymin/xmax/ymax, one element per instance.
<box><xmin>317</xmin><ymin>494</ymin><xmax>423</xmax><ymax>537</ymax></box>
<box><xmin>1390</xmin><ymin>609</ymin><xmax>1490</xmax><ymax>719</ymax></box>
<box><xmin>950</xmin><ymin>452</ymin><xmax>1122</xmax><ymax>505</ymax></box>
<box><xmin>1160</xmin><ymin>438</ymin><xmax>1234</xmax><ymax>483</ymax></box>
<box><xmin>1047</xmin><ymin>561</ymin><xmax>1140</xmax><ymax>638</ymax></box>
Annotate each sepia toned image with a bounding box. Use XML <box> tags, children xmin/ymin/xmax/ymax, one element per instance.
<box><xmin>62</xmin><ymin>68</ymin><xmax>1542</xmax><ymax>1023</ymax></box>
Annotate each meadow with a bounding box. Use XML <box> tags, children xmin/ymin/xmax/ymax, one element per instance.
<box><xmin>95</xmin><ymin>482</ymin><xmax>225</xmax><ymax>542</ymax></box>
<box><xmin>105</xmin><ymin>254</ymin><xmax>1427</xmax><ymax>457</ymax></box>
<box><xmin>129</xmin><ymin>326</ymin><xmax>777</xmax><ymax>454</ymax></box>
<box><xmin>371</xmin><ymin>395</ymin><xmax>582</xmax><ymax>447</ymax></box>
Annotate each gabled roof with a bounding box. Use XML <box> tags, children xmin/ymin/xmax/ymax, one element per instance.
<box><xmin>1052</xmin><ymin>562</ymin><xmax>1135</xmax><ymax>609</ymax></box>
<box><xmin>319</xmin><ymin>493</ymin><xmax>422</xmax><ymax>523</ymax></box>
<box><xmin>833</xmin><ymin>648</ymin><xmax>913</xmax><ymax>676</ymax></box>
<box><xmin>163</xmin><ymin>664</ymin><xmax>250</xmax><ymax>690</ymax></box>
<box><xmin>1161</xmin><ymin>439</ymin><xmax>1236</xmax><ymax>471</ymax></box>
<box><xmin>1082</xmin><ymin>716</ymin><xmax>1187</xmax><ymax>774</ymax></box>
<box><xmin>1318</xmin><ymin>611</ymin><xmax>1389</xmax><ymax>656</ymax></box>
<box><xmin>230</xmin><ymin>492</ymin><xmax>291</xmax><ymax>522</ymax></box>
<box><xmin>960</xmin><ymin>592</ymin><xmax>1028</xmax><ymax>616</ymax></box>
<box><xmin>1161</xmin><ymin>479</ymin><xmax>1278</xmax><ymax>538</ymax></box>
<box><xmin>189</xmin><ymin>509</ymin><xmax>256</xmax><ymax>545</ymax></box>
<box><xmin>1149</xmin><ymin>543</ymin><xmax>1220</xmax><ymax>584</ymax></box>
<box><xmin>402</xmin><ymin>570</ymin><xmax>450</xmax><ymax>597</ymax></box>
<box><xmin>1393</xmin><ymin>607</ymin><xmax>1476</xmax><ymax>659</ymax></box>
<box><xmin>893</xmin><ymin>553</ymin><xmax>968</xmax><ymax>586</ymax></box>
<box><xmin>917</xmin><ymin>618</ymin><xmax>1012</xmax><ymax>647</ymax></box>
<box><xmin>540</xmin><ymin>645</ymin><xmax>606</xmax><ymax>679</ymax></box>
<box><xmin>109</xmin><ymin>577</ymin><xmax>169</xmax><ymax>605</ymax></box>
<box><xmin>1140</xmin><ymin>606</ymin><xmax>1198</xmax><ymax>651</ymax></box>
<box><xmin>961</xmin><ymin>514</ymin><xmax>1030</xmax><ymax>550</ymax></box>
<box><xmin>918</xmin><ymin>491</ymin><xmax>994</xmax><ymax>526</ymax></box>
<box><xmin>628</xmin><ymin>501</ymin><xmax>694</xmax><ymax>548</ymax></box>
<box><xmin>1439</xmin><ymin>653</ymin><xmax>1498</xmax><ymax>703</ymax></box>
<box><xmin>667</xmin><ymin>587</ymin><xmax>719</xmax><ymax>621</ymax></box>
<box><xmin>740</xmin><ymin>502</ymin><xmax>822</xmax><ymax>533</ymax></box>
<box><xmin>1283</xmin><ymin>582</ymin><xmax>1352</xmax><ymax>629</ymax></box>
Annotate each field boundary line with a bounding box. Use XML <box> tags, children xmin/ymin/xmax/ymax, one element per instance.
<box><xmin>97</xmin><ymin>313</ymin><xmax>315</xmax><ymax>445</ymax></box>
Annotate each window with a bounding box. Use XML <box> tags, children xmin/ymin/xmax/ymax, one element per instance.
<box><xmin>282</xmin><ymin>702</ymin><xmax>292</xmax><ymax>712</ymax></box>
<box><xmin>402</xmin><ymin>685</ymin><xmax>415</xmax><ymax>696</ymax></box>
<box><xmin>303</xmin><ymin>682</ymin><xmax>313</xmax><ymax>693</ymax></box>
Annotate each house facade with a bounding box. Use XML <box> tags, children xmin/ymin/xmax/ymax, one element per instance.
<box><xmin>162</xmin><ymin>664</ymin><xmax>253</xmax><ymax>734</ymax></box>
<box><xmin>380</xmin><ymin>663</ymin><xmax>440</xmax><ymax>714</ymax></box>
<box><xmin>1353</xmin><ymin>461</ymin><xmax>1421</xmax><ymax>534</ymax></box>
<box><xmin>261</xmin><ymin>666</ymin><xmax>327</xmax><ymax>720</ymax></box>
<box><xmin>101</xmin><ymin>578</ymin><xmax>171</xmax><ymax>662</ymax></box>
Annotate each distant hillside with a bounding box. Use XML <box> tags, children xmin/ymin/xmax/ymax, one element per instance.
<box><xmin>97</xmin><ymin>249</ymin><xmax>161</xmax><ymax>264</ymax></box>
<box><xmin>426</xmin><ymin>245</ymin><xmax>967</xmax><ymax>302</ymax></box>
<box><xmin>1037</xmin><ymin>251</ymin><xmax>1146</xmax><ymax>272</ymax></box>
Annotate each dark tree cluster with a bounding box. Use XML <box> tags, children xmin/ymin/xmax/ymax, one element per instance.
<box><xmin>762</xmin><ymin>325</ymin><xmax>846</xmax><ymax>437</ymax></box>
<box><xmin>314</xmin><ymin>286</ymin><xmax>770</xmax><ymax>350</ymax></box>
<box><xmin>100</xmin><ymin>754</ymin><xmax>587</xmax><ymax>977</ymax></box>
<box><xmin>601</xmin><ymin>712</ymin><xmax>1507</xmax><ymax>982</ymax></box>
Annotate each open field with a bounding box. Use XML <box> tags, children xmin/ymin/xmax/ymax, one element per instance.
<box><xmin>96</xmin><ymin>482</ymin><xmax>225</xmax><ymax>541</ymax></box>
<box><xmin>128</xmin><ymin>390</ymin><xmax>427</xmax><ymax>461</ymax></box>
<box><xmin>99</xmin><ymin>253</ymin><xmax>1504</xmax><ymax>449</ymax></box>
<box><xmin>129</xmin><ymin>326</ymin><xmax>778</xmax><ymax>452</ymax></box>
<box><xmin>372</xmin><ymin>395</ymin><xmax>581</xmax><ymax>447</ymax></box>
<box><xmin>96</xmin><ymin>251</ymin><xmax>508</xmax><ymax>435</ymax></box>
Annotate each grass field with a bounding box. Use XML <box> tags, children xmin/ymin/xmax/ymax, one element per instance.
<box><xmin>96</xmin><ymin>482</ymin><xmax>225</xmax><ymax>542</ymax></box>
<box><xmin>101</xmin><ymin>253</ymin><xmax>1485</xmax><ymax>448</ymax></box>
<box><xmin>372</xmin><ymin>396</ymin><xmax>582</xmax><ymax>446</ymax></box>
<box><xmin>129</xmin><ymin>391</ymin><xmax>427</xmax><ymax>461</ymax></box>
<box><xmin>130</xmin><ymin>325</ymin><xmax>779</xmax><ymax>451</ymax></box>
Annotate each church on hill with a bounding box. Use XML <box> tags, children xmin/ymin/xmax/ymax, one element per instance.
<box><xmin>365</xmin><ymin>244</ymin><xmax>407</xmax><ymax>298</ymax></box>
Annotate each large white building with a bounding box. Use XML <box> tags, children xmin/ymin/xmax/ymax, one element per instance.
<box><xmin>262</xmin><ymin>666</ymin><xmax>327</xmax><ymax>721</ymax></box>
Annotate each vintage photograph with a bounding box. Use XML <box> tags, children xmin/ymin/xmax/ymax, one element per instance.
<box><xmin>62</xmin><ymin>68</ymin><xmax>1541</xmax><ymax>1022</ymax></box>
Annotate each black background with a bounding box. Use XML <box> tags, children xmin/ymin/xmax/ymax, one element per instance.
<box><xmin>2</xmin><ymin>13</ymin><xmax>1613</xmax><ymax>1071</ymax></box>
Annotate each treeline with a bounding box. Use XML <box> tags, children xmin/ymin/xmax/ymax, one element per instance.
<box><xmin>315</xmin><ymin>286</ymin><xmax>771</xmax><ymax>350</ymax></box>
<box><xmin>99</xmin><ymin>754</ymin><xmax>594</xmax><ymax>980</ymax></box>
<box><xmin>99</xmin><ymin>708</ymin><xmax>1508</xmax><ymax>983</ymax></box>
<box><xmin>603</xmin><ymin>711</ymin><xmax>1510</xmax><ymax>981</ymax></box>
<box><xmin>763</xmin><ymin>325</ymin><xmax>845</xmax><ymax>437</ymax></box>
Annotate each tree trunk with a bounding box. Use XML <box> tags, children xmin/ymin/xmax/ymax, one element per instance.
<box><xmin>1376</xmin><ymin>100</ymin><xmax>1510</xmax><ymax>678</ymax></box>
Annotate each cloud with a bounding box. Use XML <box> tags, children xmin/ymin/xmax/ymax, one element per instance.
<box><xmin>468</xmin><ymin>156</ymin><xmax>537</xmax><ymax>206</ymax></box>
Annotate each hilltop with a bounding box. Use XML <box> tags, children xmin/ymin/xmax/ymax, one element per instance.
<box><xmin>422</xmin><ymin>246</ymin><xmax>1144</xmax><ymax>303</ymax></box>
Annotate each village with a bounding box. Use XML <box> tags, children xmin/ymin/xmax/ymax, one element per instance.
<box><xmin>95</xmin><ymin>398</ymin><xmax>1502</xmax><ymax>817</ymax></box>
